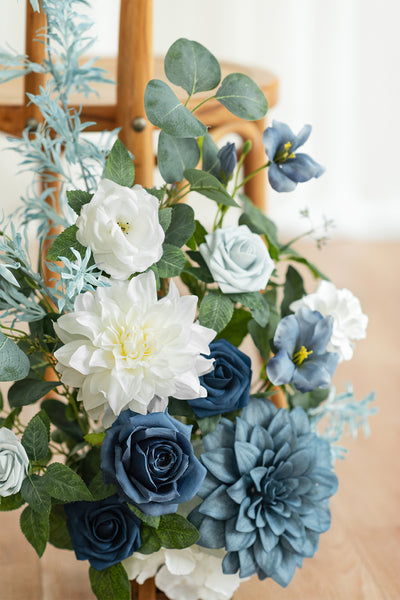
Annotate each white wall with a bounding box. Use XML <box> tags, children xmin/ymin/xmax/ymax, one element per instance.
<box><xmin>1</xmin><ymin>0</ymin><xmax>399</xmax><ymax>238</ymax></box>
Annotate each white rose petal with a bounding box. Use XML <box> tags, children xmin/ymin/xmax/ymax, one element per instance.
<box><xmin>76</xmin><ymin>179</ymin><xmax>165</xmax><ymax>280</ymax></box>
<box><xmin>54</xmin><ymin>271</ymin><xmax>215</xmax><ymax>423</ymax></box>
<box><xmin>199</xmin><ymin>225</ymin><xmax>274</xmax><ymax>294</ymax></box>
<box><xmin>0</xmin><ymin>428</ymin><xmax>29</xmax><ymax>497</ymax></box>
<box><xmin>290</xmin><ymin>281</ymin><xmax>368</xmax><ymax>361</ymax></box>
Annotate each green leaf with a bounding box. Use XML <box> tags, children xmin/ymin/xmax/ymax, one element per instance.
<box><xmin>202</xmin><ymin>132</ymin><xmax>222</xmax><ymax>180</ymax></box>
<box><xmin>198</xmin><ymin>292</ymin><xmax>234</xmax><ymax>333</ymax></box>
<box><xmin>215</xmin><ymin>73</ymin><xmax>268</xmax><ymax>120</ymax></box>
<box><xmin>88</xmin><ymin>471</ymin><xmax>118</xmax><ymax>502</ymax></box>
<box><xmin>89</xmin><ymin>564</ymin><xmax>131</xmax><ymax>600</ymax></box>
<box><xmin>247</xmin><ymin>319</ymin><xmax>271</xmax><ymax>361</ymax></box>
<box><xmin>129</xmin><ymin>505</ymin><xmax>160</xmax><ymax>529</ymax></box>
<box><xmin>20</xmin><ymin>505</ymin><xmax>49</xmax><ymax>557</ymax></box>
<box><xmin>193</xmin><ymin>220</ymin><xmax>208</xmax><ymax>246</ymax></box>
<box><xmin>184</xmin><ymin>169</ymin><xmax>238</xmax><ymax>207</ymax></box>
<box><xmin>138</xmin><ymin>524</ymin><xmax>162</xmax><ymax>554</ymax></box>
<box><xmin>145</xmin><ymin>79</ymin><xmax>206</xmax><ymax>137</ymax></box>
<box><xmin>281</xmin><ymin>251</ymin><xmax>329</xmax><ymax>280</ymax></box>
<box><xmin>158</xmin><ymin>131</ymin><xmax>200</xmax><ymax>183</ymax></box>
<box><xmin>165</xmin><ymin>38</ymin><xmax>221</xmax><ymax>96</ymax></box>
<box><xmin>46</xmin><ymin>224</ymin><xmax>86</xmax><ymax>262</ymax></box>
<box><xmin>281</xmin><ymin>266</ymin><xmax>306</xmax><ymax>317</ymax></box>
<box><xmin>2</xmin><ymin>406</ymin><xmax>22</xmax><ymax>430</ymax></box>
<box><xmin>156</xmin><ymin>243</ymin><xmax>187</xmax><ymax>278</ymax></box>
<box><xmin>157</xmin><ymin>513</ymin><xmax>200</xmax><ymax>549</ymax></box>
<box><xmin>84</xmin><ymin>432</ymin><xmax>106</xmax><ymax>446</ymax></box>
<box><xmin>8</xmin><ymin>379</ymin><xmax>62</xmax><ymax>408</ymax></box>
<box><xmin>0</xmin><ymin>332</ymin><xmax>30</xmax><ymax>382</ymax></box>
<box><xmin>41</xmin><ymin>399</ymin><xmax>84</xmax><ymax>441</ymax></box>
<box><xmin>42</xmin><ymin>463</ymin><xmax>92</xmax><ymax>502</ymax></box>
<box><xmin>165</xmin><ymin>204</ymin><xmax>196</xmax><ymax>248</ymax></box>
<box><xmin>216</xmin><ymin>307</ymin><xmax>252</xmax><ymax>346</ymax></box>
<box><xmin>0</xmin><ymin>389</ymin><xmax>3</xmax><ymax>411</ymax></box>
<box><xmin>21</xmin><ymin>474</ymin><xmax>51</xmax><ymax>514</ymax></box>
<box><xmin>66</xmin><ymin>190</ymin><xmax>93</xmax><ymax>215</ymax></box>
<box><xmin>197</xmin><ymin>414</ymin><xmax>221</xmax><ymax>436</ymax></box>
<box><xmin>0</xmin><ymin>491</ymin><xmax>25</xmax><ymax>511</ymax></box>
<box><xmin>48</xmin><ymin>503</ymin><xmax>73</xmax><ymax>550</ymax></box>
<box><xmin>229</xmin><ymin>292</ymin><xmax>270</xmax><ymax>327</ymax></box>
<box><xmin>291</xmin><ymin>388</ymin><xmax>330</xmax><ymax>411</ymax></box>
<box><xmin>239</xmin><ymin>195</ymin><xmax>279</xmax><ymax>258</ymax></box>
<box><xmin>22</xmin><ymin>413</ymin><xmax>49</xmax><ymax>462</ymax></box>
<box><xmin>103</xmin><ymin>138</ymin><xmax>135</xmax><ymax>188</ymax></box>
<box><xmin>185</xmin><ymin>250</ymin><xmax>214</xmax><ymax>283</ymax></box>
<box><xmin>158</xmin><ymin>207</ymin><xmax>172</xmax><ymax>233</ymax></box>
<box><xmin>167</xmin><ymin>397</ymin><xmax>197</xmax><ymax>419</ymax></box>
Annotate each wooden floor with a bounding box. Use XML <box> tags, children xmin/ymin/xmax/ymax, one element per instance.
<box><xmin>1</xmin><ymin>240</ymin><xmax>399</xmax><ymax>599</ymax></box>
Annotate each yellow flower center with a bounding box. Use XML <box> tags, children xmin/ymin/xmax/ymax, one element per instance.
<box><xmin>293</xmin><ymin>346</ymin><xmax>313</xmax><ymax>366</ymax></box>
<box><xmin>275</xmin><ymin>141</ymin><xmax>296</xmax><ymax>163</ymax></box>
<box><xmin>117</xmin><ymin>220</ymin><xmax>130</xmax><ymax>235</ymax></box>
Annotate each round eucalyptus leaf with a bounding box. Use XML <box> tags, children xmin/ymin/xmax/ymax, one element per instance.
<box><xmin>144</xmin><ymin>80</ymin><xmax>206</xmax><ymax>137</ymax></box>
<box><xmin>165</xmin><ymin>38</ymin><xmax>221</xmax><ymax>95</ymax></box>
<box><xmin>158</xmin><ymin>131</ymin><xmax>200</xmax><ymax>183</ymax></box>
<box><xmin>0</xmin><ymin>332</ymin><xmax>30</xmax><ymax>382</ymax></box>
<box><xmin>215</xmin><ymin>73</ymin><xmax>268</xmax><ymax>120</ymax></box>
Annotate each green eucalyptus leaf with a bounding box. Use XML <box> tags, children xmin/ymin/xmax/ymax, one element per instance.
<box><xmin>48</xmin><ymin>503</ymin><xmax>73</xmax><ymax>550</ymax></box>
<box><xmin>22</xmin><ymin>413</ymin><xmax>49</xmax><ymax>462</ymax></box>
<box><xmin>281</xmin><ymin>266</ymin><xmax>306</xmax><ymax>317</ymax></box>
<box><xmin>158</xmin><ymin>207</ymin><xmax>172</xmax><ymax>233</ymax></box>
<box><xmin>46</xmin><ymin>224</ymin><xmax>86</xmax><ymax>262</ymax></box>
<box><xmin>215</xmin><ymin>73</ymin><xmax>268</xmax><ymax>120</ymax></box>
<box><xmin>158</xmin><ymin>131</ymin><xmax>200</xmax><ymax>183</ymax></box>
<box><xmin>8</xmin><ymin>379</ymin><xmax>62</xmax><ymax>408</ymax></box>
<box><xmin>164</xmin><ymin>38</ymin><xmax>221</xmax><ymax>95</ymax></box>
<box><xmin>165</xmin><ymin>204</ymin><xmax>196</xmax><ymax>248</ymax></box>
<box><xmin>198</xmin><ymin>292</ymin><xmax>234</xmax><ymax>333</ymax></box>
<box><xmin>66</xmin><ymin>190</ymin><xmax>93</xmax><ymax>215</ymax></box>
<box><xmin>42</xmin><ymin>463</ymin><xmax>92</xmax><ymax>502</ymax></box>
<box><xmin>20</xmin><ymin>505</ymin><xmax>49</xmax><ymax>557</ymax></box>
<box><xmin>0</xmin><ymin>491</ymin><xmax>25</xmax><ymax>511</ymax></box>
<box><xmin>216</xmin><ymin>307</ymin><xmax>252</xmax><ymax>346</ymax></box>
<box><xmin>103</xmin><ymin>138</ymin><xmax>135</xmax><ymax>188</ymax></box>
<box><xmin>202</xmin><ymin>132</ymin><xmax>222</xmax><ymax>180</ymax></box>
<box><xmin>145</xmin><ymin>79</ymin><xmax>206</xmax><ymax>137</ymax></box>
<box><xmin>157</xmin><ymin>513</ymin><xmax>200</xmax><ymax>549</ymax></box>
<box><xmin>21</xmin><ymin>474</ymin><xmax>51</xmax><ymax>514</ymax></box>
<box><xmin>156</xmin><ymin>244</ymin><xmax>187</xmax><ymax>278</ymax></box>
<box><xmin>89</xmin><ymin>564</ymin><xmax>131</xmax><ymax>600</ymax></box>
<box><xmin>0</xmin><ymin>332</ymin><xmax>30</xmax><ymax>382</ymax></box>
<box><xmin>184</xmin><ymin>169</ymin><xmax>238</xmax><ymax>207</ymax></box>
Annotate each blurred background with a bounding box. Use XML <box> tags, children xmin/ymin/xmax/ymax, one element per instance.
<box><xmin>1</xmin><ymin>0</ymin><xmax>400</xmax><ymax>238</ymax></box>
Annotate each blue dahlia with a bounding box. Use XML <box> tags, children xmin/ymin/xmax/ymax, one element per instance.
<box><xmin>263</xmin><ymin>120</ymin><xmax>325</xmax><ymax>192</ymax></box>
<box><xmin>189</xmin><ymin>398</ymin><xmax>338</xmax><ymax>587</ymax></box>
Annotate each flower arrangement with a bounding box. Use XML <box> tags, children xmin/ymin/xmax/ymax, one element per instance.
<box><xmin>0</xmin><ymin>2</ymin><xmax>376</xmax><ymax>599</ymax></box>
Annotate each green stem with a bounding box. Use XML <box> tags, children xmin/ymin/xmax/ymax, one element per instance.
<box><xmin>233</xmin><ymin>161</ymin><xmax>270</xmax><ymax>196</ymax></box>
<box><xmin>191</xmin><ymin>95</ymin><xmax>216</xmax><ymax>113</ymax></box>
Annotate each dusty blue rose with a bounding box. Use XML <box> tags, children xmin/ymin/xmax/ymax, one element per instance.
<box><xmin>199</xmin><ymin>225</ymin><xmax>274</xmax><ymax>294</ymax></box>
<box><xmin>64</xmin><ymin>495</ymin><xmax>141</xmax><ymax>571</ymax></box>
<box><xmin>263</xmin><ymin>120</ymin><xmax>325</xmax><ymax>192</ymax></box>
<box><xmin>188</xmin><ymin>339</ymin><xmax>252</xmax><ymax>417</ymax></box>
<box><xmin>218</xmin><ymin>142</ymin><xmax>237</xmax><ymax>181</ymax></box>
<box><xmin>267</xmin><ymin>307</ymin><xmax>339</xmax><ymax>393</ymax></box>
<box><xmin>189</xmin><ymin>398</ymin><xmax>338</xmax><ymax>587</ymax></box>
<box><xmin>101</xmin><ymin>410</ymin><xmax>206</xmax><ymax>516</ymax></box>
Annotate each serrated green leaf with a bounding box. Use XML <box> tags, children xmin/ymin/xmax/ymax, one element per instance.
<box><xmin>84</xmin><ymin>432</ymin><xmax>106</xmax><ymax>446</ymax></box>
<box><xmin>196</xmin><ymin>414</ymin><xmax>221</xmax><ymax>436</ymax></box>
<box><xmin>48</xmin><ymin>503</ymin><xmax>73</xmax><ymax>550</ymax></box>
<box><xmin>156</xmin><ymin>243</ymin><xmax>187</xmax><ymax>278</ymax></box>
<box><xmin>158</xmin><ymin>208</ymin><xmax>172</xmax><ymax>233</ymax></box>
<box><xmin>66</xmin><ymin>190</ymin><xmax>93</xmax><ymax>215</ymax></box>
<box><xmin>228</xmin><ymin>292</ymin><xmax>270</xmax><ymax>327</ymax></box>
<box><xmin>247</xmin><ymin>319</ymin><xmax>271</xmax><ymax>361</ymax></box>
<box><xmin>20</xmin><ymin>505</ymin><xmax>49</xmax><ymax>557</ymax></box>
<box><xmin>22</xmin><ymin>414</ymin><xmax>49</xmax><ymax>462</ymax></box>
<box><xmin>89</xmin><ymin>564</ymin><xmax>131</xmax><ymax>600</ymax></box>
<box><xmin>8</xmin><ymin>379</ymin><xmax>62</xmax><ymax>408</ymax></box>
<box><xmin>158</xmin><ymin>131</ymin><xmax>200</xmax><ymax>183</ymax></box>
<box><xmin>129</xmin><ymin>505</ymin><xmax>160</xmax><ymax>529</ymax></box>
<box><xmin>0</xmin><ymin>491</ymin><xmax>25</xmax><ymax>511</ymax></box>
<box><xmin>42</xmin><ymin>463</ymin><xmax>92</xmax><ymax>502</ymax></box>
<box><xmin>41</xmin><ymin>399</ymin><xmax>84</xmax><ymax>441</ymax></box>
<box><xmin>215</xmin><ymin>73</ymin><xmax>268</xmax><ymax>120</ymax></box>
<box><xmin>193</xmin><ymin>220</ymin><xmax>208</xmax><ymax>246</ymax></box>
<box><xmin>165</xmin><ymin>204</ymin><xmax>196</xmax><ymax>248</ymax></box>
<box><xmin>165</xmin><ymin>38</ymin><xmax>221</xmax><ymax>95</ymax></box>
<box><xmin>88</xmin><ymin>471</ymin><xmax>118</xmax><ymax>501</ymax></box>
<box><xmin>21</xmin><ymin>474</ymin><xmax>51</xmax><ymax>514</ymax></box>
<box><xmin>281</xmin><ymin>251</ymin><xmax>329</xmax><ymax>280</ymax></box>
<box><xmin>198</xmin><ymin>292</ymin><xmax>234</xmax><ymax>333</ymax></box>
<box><xmin>281</xmin><ymin>266</ymin><xmax>306</xmax><ymax>317</ymax></box>
<box><xmin>138</xmin><ymin>524</ymin><xmax>162</xmax><ymax>554</ymax></box>
<box><xmin>157</xmin><ymin>513</ymin><xmax>200</xmax><ymax>549</ymax></box>
<box><xmin>184</xmin><ymin>169</ymin><xmax>238</xmax><ymax>207</ymax></box>
<box><xmin>103</xmin><ymin>138</ymin><xmax>135</xmax><ymax>188</ymax></box>
<box><xmin>46</xmin><ymin>224</ymin><xmax>86</xmax><ymax>262</ymax></box>
<box><xmin>145</xmin><ymin>79</ymin><xmax>206</xmax><ymax>137</ymax></box>
<box><xmin>0</xmin><ymin>332</ymin><xmax>30</xmax><ymax>382</ymax></box>
<box><xmin>216</xmin><ymin>307</ymin><xmax>252</xmax><ymax>346</ymax></box>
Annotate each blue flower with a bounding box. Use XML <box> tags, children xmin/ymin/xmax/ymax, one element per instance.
<box><xmin>188</xmin><ymin>339</ymin><xmax>252</xmax><ymax>418</ymax></box>
<box><xmin>262</xmin><ymin>121</ymin><xmax>325</xmax><ymax>192</ymax></box>
<box><xmin>267</xmin><ymin>307</ymin><xmax>339</xmax><ymax>393</ymax></box>
<box><xmin>64</xmin><ymin>495</ymin><xmax>141</xmax><ymax>571</ymax></box>
<box><xmin>101</xmin><ymin>410</ymin><xmax>206</xmax><ymax>516</ymax></box>
<box><xmin>188</xmin><ymin>399</ymin><xmax>338</xmax><ymax>587</ymax></box>
<box><xmin>218</xmin><ymin>142</ymin><xmax>237</xmax><ymax>181</ymax></box>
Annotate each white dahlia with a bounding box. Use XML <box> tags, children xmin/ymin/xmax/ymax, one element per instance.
<box><xmin>54</xmin><ymin>271</ymin><xmax>215</xmax><ymax>422</ymax></box>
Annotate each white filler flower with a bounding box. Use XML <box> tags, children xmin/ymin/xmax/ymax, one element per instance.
<box><xmin>0</xmin><ymin>428</ymin><xmax>29</xmax><ymax>497</ymax></box>
<box><xmin>54</xmin><ymin>271</ymin><xmax>215</xmax><ymax>421</ymax></box>
<box><xmin>123</xmin><ymin>546</ymin><xmax>241</xmax><ymax>600</ymax></box>
<box><xmin>290</xmin><ymin>281</ymin><xmax>368</xmax><ymax>361</ymax></box>
<box><xmin>76</xmin><ymin>179</ymin><xmax>165</xmax><ymax>279</ymax></box>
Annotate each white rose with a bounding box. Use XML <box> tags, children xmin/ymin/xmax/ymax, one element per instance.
<box><xmin>76</xmin><ymin>179</ymin><xmax>165</xmax><ymax>280</ymax></box>
<box><xmin>0</xmin><ymin>428</ymin><xmax>29</xmax><ymax>497</ymax></box>
<box><xmin>290</xmin><ymin>281</ymin><xmax>368</xmax><ymax>361</ymax></box>
<box><xmin>199</xmin><ymin>225</ymin><xmax>274</xmax><ymax>294</ymax></box>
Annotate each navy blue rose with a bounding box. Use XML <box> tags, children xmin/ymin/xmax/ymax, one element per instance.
<box><xmin>188</xmin><ymin>339</ymin><xmax>252</xmax><ymax>418</ymax></box>
<box><xmin>64</xmin><ymin>495</ymin><xmax>141</xmax><ymax>571</ymax></box>
<box><xmin>101</xmin><ymin>410</ymin><xmax>206</xmax><ymax>516</ymax></box>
